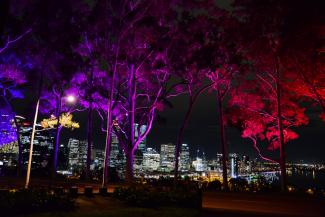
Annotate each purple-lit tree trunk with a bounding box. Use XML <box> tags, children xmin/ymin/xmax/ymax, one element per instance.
<box><xmin>86</xmin><ymin>69</ymin><xmax>94</xmax><ymax>179</ymax></box>
<box><xmin>174</xmin><ymin>83</ymin><xmax>214</xmax><ymax>182</ymax></box>
<box><xmin>126</xmin><ymin>64</ymin><xmax>136</xmax><ymax>183</ymax></box>
<box><xmin>86</xmin><ymin>100</ymin><xmax>93</xmax><ymax>179</ymax></box>
<box><xmin>217</xmin><ymin>83</ymin><xmax>228</xmax><ymax>191</ymax></box>
<box><xmin>14</xmin><ymin>116</ymin><xmax>23</xmax><ymax>176</ymax></box>
<box><xmin>102</xmin><ymin>54</ymin><xmax>118</xmax><ymax>187</ymax></box>
<box><xmin>52</xmin><ymin>93</ymin><xmax>62</xmax><ymax>178</ymax></box>
<box><xmin>114</xmin><ymin>63</ymin><xmax>164</xmax><ymax>183</ymax></box>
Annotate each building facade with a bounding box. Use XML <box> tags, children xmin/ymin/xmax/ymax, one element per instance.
<box><xmin>160</xmin><ymin>143</ymin><xmax>175</xmax><ymax>172</ymax></box>
<box><xmin>142</xmin><ymin>148</ymin><xmax>160</xmax><ymax>171</ymax></box>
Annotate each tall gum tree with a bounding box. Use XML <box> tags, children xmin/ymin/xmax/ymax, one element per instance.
<box><xmin>86</xmin><ymin>0</ymin><xmax>180</xmax><ymax>183</ymax></box>
<box><xmin>232</xmin><ymin>0</ymin><xmax>314</xmax><ymax>191</ymax></box>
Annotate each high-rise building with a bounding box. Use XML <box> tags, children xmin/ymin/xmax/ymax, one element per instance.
<box><xmin>67</xmin><ymin>139</ymin><xmax>87</xmax><ymax>170</ymax></box>
<box><xmin>202</xmin><ymin>151</ymin><xmax>208</xmax><ymax>171</ymax></box>
<box><xmin>109</xmin><ymin>133</ymin><xmax>126</xmax><ymax>171</ymax></box>
<box><xmin>180</xmin><ymin>144</ymin><xmax>190</xmax><ymax>171</ymax></box>
<box><xmin>110</xmin><ymin>133</ymin><xmax>120</xmax><ymax>167</ymax></box>
<box><xmin>92</xmin><ymin>148</ymin><xmax>104</xmax><ymax>169</ymax></box>
<box><xmin>18</xmin><ymin>118</ymin><xmax>55</xmax><ymax>169</ymax></box>
<box><xmin>135</xmin><ymin>124</ymin><xmax>147</xmax><ymax>153</ymax></box>
<box><xmin>160</xmin><ymin>143</ymin><xmax>175</xmax><ymax>172</ymax></box>
<box><xmin>142</xmin><ymin>148</ymin><xmax>160</xmax><ymax>171</ymax></box>
<box><xmin>0</xmin><ymin>105</ymin><xmax>19</xmax><ymax>166</ymax></box>
<box><xmin>239</xmin><ymin>155</ymin><xmax>251</xmax><ymax>174</ymax></box>
<box><xmin>216</xmin><ymin>153</ymin><xmax>223</xmax><ymax>169</ymax></box>
<box><xmin>192</xmin><ymin>157</ymin><xmax>204</xmax><ymax>172</ymax></box>
<box><xmin>134</xmin><ymin>124</ymin><xmax>147</xmax><ymax>170</ymax></box>
<box><xmin>229</xmin><ymin>153</ymin><xmax>239</xmax><ymax>178</ymax></box>
<box><xmin>192</xmin><ymin>149</ymin><xmax>207</xmax><ymax>172</ymax></box>
<box><xmin>58</xmin><ymin>143</ymin><xmax>69</xmax><ymax>170</ymax></box>
<box><xmin>0</xmin><ymin>141</ymin><xmax>17</xmax><ymax>167</ymax></box>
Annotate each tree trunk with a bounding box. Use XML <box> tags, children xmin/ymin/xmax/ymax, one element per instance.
<box><xmin>125</xmin><ymin>64</ymin><xmax>136</xmax><ymax>183</ymax></box>
<box><xmin>125</xmin><ymin>149</ymin><xmax>135</xmax><ymax>184</ymax></box>
<box><xmin>14</xmin><ymin>115</ymin><xmax>22</xmax><ymax>177</ymax></box>
<box><xmin>174</xmin><ymin>101</ymin><xmax>194</xmax><ymax>183</ymax></box>
<box><xmin>174</xmin><ymin>83</ymin><xmax>214</xmax><ymax>183</ymax></box>
<box><xmin>52</xmin><ymin>94</ymin><xmax>62</xmax><ymax>178</ymax></box>
<box><xmin>86</xmin><ymin>103</ymin><xmax>93</xmax><ymax>179</ymax></box>
<box><xmin>217</xmin><ymin>85</ymin><xmax>228</xmax><ymax>191</ymax></box>
<box><xmin>275</xmin><ymin>56</ymin><xmax>287</xmax><ymax>191</ymax></box>
<box><xmin>102</xmin><ymin>95</ymin><xmax>113</xmax><ymax>187</ymax></box>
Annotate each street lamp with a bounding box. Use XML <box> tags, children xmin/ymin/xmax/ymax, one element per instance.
<box><xmin>66</xmin><ymin>95</ymin><xmax>76</xmax><ymax>104</ymax></box>
<box><xmin>25</xmin><ymin>93</ymin><xmax>77</xmax><ymax>189</ymax></box>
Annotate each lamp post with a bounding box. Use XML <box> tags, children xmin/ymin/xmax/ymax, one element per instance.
<box><xmin>25</xmin><ymin>93</ymin><xmax>77</xmax><ymax>188</ymax></box>
<box><xmin>25</xmin><ymin>99</ymin><xmax>40</xmax><ymax>189</ymax></box>
<box><xmin>52</xmin><ymin>94</ymin><xmax>77</xmax><ymax>177</ymax></box>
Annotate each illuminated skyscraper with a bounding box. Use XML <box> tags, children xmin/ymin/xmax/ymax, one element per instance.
<box><xmin>92</xmin><ymin>149</ymin><xmax>104</xmax><ymax>169</ymax></box>
<box><xmin>135</xmin><ymin>124</ymin><xmax>147</xmax><ymax>153</ymax></box>
<box><xmin>110</xmin><ymin>133</ymin><xmax>124</xmax><ymax>168</ymax></box>
<box><xmin>68</xmin><ymin>138</ymin><xmax>87</xmax><ymax>170</ymax></box>
<box><xmin>192</xmin><ymin>157</ymin><xmax>204</xmax><ymax>172</ymax></box>
<box><xmin>180</xmin><ymin>144</ymin><xmax>190</xmax><ymax>171</ymax></box>
<box><xmin>229</xmin><ymin>153</ymin><xmax>239</xmax><ymax>178</ymax></box>
<box><xmin>0</xmin><ymin>100</ymin><xmax>19</xmax><ymax>166</ymax></box>
<box><xmin>17</xmin><ymin>118</ymin><xmax>55</xmax><ymax>169</ymax></box>
<box><xmin>142</xmin><ymin>148</ymin><xmax>160</xmax><ymax>171</ymax></box>
<box><xmin>160</xmin><ymin>143</ymin><xmax>175</xmax><ymax>172</ymax></box>
<box><xmin>216</xmin><ymin>153</ymin><xmax>223</xmax><ymax>169</ymax></box>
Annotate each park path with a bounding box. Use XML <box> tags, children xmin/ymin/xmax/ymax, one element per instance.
<box><xmin>202</xmin><ymin>192</ymin><xmax>325</xmax><ymax>217</ymax></box>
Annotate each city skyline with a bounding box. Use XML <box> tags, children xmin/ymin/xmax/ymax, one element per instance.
<box><xmin>10</xmin><ymin>94</ymin><xmax>324</xmax><ymax>163</ymax></box>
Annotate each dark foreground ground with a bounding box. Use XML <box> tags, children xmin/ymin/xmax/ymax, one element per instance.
<box><xmin>12</xmin><ymin>191</ymin><xmax>324</xmax><ymax>217</ymax></box>
<box><xmin>202</xmin><ymin>192</ymin><xmax>325</xmax><ymax>217</ymax></box>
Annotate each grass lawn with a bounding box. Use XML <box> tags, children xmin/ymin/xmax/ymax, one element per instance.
<box><xmin>19</xmin><ymin>196</ymin><xmax>200</xmax><ymax>217</ymax></box>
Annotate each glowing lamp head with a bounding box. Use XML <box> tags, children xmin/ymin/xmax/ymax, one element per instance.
<box><xmin>66</xmin><ymin>95</ymin><xmax>76</xmax><ymax>103</ymax></box>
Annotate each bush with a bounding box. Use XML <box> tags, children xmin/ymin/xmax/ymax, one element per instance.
<box><xmin>113</xmin><ymin>184</ymin><xmax>202</xmax><ymax>208</ymax></box>
<box><xmin>206</xmin><ymin>180</ymin><xmax>222</xmax><ymax>191</ymax></box>
<box><xmin>0</xmin><ymin>189</ymin><xmax>75</xmax><ymax>216</ymax></box>
<box><xmin>229</xmin><ymin>177</ymin><xmax>249</xmax><ymax>192</ymax></box>
<box><xmin>248</xmin><ymin>176</ymin><xmax>280</xmax><ymax>192</ymax></box>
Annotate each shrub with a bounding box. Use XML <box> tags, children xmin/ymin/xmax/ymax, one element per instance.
<box><xmin>248</xmin><ymin>176</ymin><xmax>280</xmax><ymax>192</ymax></box>
<box><xmin>113</xmin><ymin>184</ymin><xmax>202</xmax><ymax>208</ymax></box>
<box><xmin>206</xmin><ymin>180</ymin><xmax>222</xmax><ymax>191</ymax></box>
<box><xmin>0</xmin><ymin>189</ymin><xmax>75</xmax><ymax>216</ymax></box>
<box><xmin>229</xmin><ymin>177</ymin><xmax>249</xmax><ymax>192</ymax></box>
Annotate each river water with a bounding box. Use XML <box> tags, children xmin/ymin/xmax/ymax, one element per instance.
<box><xmin>287</xmin><ymin>170</ymin><xmax>325</xmax><ymax>190</ymax></box>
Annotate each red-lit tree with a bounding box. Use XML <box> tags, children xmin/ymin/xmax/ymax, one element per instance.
<box><xmin>228</xmin><ymin>82</ymin><xmax>309</xmax><ymax>164</ymax></box>
<box><xmin>231</xmin><ymin>0</ymin><xmax>314</xmax><ymax>191</ymax></box>
<box><xmin>281</xmin><ymin>21</ymin><xmax>325</xmax><ymax>121</ymax></box>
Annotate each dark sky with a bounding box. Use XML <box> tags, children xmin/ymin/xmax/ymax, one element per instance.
<box><xmin>13</xmin><ymin>86</ymin><xmax>324</xmax><ymax>163</ymax></box>
<box><xmin>147</xmin><ymin>92</ymin><xmax>325</xmax><ymax>163</ymax></box>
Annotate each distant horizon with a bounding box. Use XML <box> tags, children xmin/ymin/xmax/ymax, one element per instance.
<box><xmin>5</xmin><ymin>112</ymin><xmax>324</xmax><ymax>164</ymax></box>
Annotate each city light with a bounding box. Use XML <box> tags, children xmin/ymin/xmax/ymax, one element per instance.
<box><xmin>66</xmin><ymin>95</ymin><xmax>76</xmax><ymax>104</ymax></box>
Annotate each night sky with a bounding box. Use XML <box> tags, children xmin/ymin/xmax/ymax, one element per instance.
<box><xmin>13</xmin><ymin>87</ymin><xmax>325</xmax><ymax>163</ymax></box>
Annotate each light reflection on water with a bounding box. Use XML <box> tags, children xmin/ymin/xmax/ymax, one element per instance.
<box><xmin>287</xmin><ymin>170</ymin><xmax>325</xmax><ymax>189</ymax></box>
